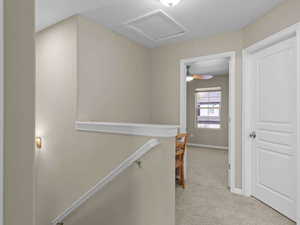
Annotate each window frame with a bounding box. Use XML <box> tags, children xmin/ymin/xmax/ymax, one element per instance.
<box><xmin>194</xmin><ymin>88</ymin><xmax>222</xmax><ymax>129</ymax></box>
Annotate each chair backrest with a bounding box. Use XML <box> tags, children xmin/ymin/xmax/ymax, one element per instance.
<box><xmin>176</xmin><ymin>133</ymin><xmax>188</xmax><ymax>153</ymax></box>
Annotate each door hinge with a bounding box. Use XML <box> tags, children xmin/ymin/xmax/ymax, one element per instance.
<box><xmin>228</xmin><ymin>164</ymin><xmax>231</xmax><ymax>170</ymax></box>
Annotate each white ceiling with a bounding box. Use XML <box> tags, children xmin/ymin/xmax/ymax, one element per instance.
<box><xmin>189</xmin><ymin>58</ymin><xmax>229</xmax><ymax>76</ymax></box>
<box><xmin>37</xmin><ymin>0</ymin><xmax>286</xmax><ymax>48</ymax></box>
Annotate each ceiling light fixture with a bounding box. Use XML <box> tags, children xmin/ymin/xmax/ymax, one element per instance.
<box><xmin>160</xmin><ymin>0</ymin><xmax>181</xmax><ymax>7</ymax></box>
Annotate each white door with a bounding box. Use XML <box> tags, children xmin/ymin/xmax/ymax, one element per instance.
<box><xmin>251</xmin><ymin>37</ymin><xmax>297</xmax><ymax>221</ymax></box>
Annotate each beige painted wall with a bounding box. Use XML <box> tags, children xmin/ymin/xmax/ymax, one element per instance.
<box><xmin>187</xmin><ymin>76</ymin><xmax>229</xmax><ymax>147</ymax></box>
<box><xmin>4</xmin><ymin>0</ymin><xmax>36</xmax><ymax>225</ymax></box>
<box><xmin>243</xmin><ymin>0</ymin><xmax>300</xmax><ymax>47</ymax></box>
<box><xmin>150</xmin><ymin>31</ymin><xmax>243</xmax><ymax>187</ymax></box>
<box><xmin>150</xmin><ymin>0</ymin><xmax>300</xmax><ymax>188</ymax></box>
<box><xmin>36</xmin><ymin>16</ymin><xmax>175</xmax><ymax>225</ymax></box>
<box><xmin>77</xmin><ymin>16</ymin><xmax>151</xmax><ymax>123</ymax></box>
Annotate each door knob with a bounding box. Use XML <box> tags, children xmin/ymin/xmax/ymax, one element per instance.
<box><xmin>249</xmin><ymin>131</ymin><xmax>256</xmax><ymax>139</ymax></box>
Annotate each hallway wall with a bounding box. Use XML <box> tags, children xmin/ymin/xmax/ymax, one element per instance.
<box><xmin>242</xmin><ymin>0</ymin><xmax>300</xmax><ymax>47</ymax></box>
<box><xmin>4</xmin><ymin>0</ymin><xmax>36</xmax><ymax>225</ymax></box>
<box><xmin>150</xmin><ymin>31</ymin><xmax>243</xmax><ymax>186</ymax></box>
<box><xmin>77</xmin><ymin>16</ymin><xmax>152</xmax><ymax>123</ymax></box>
<box><xmin>36</xmin><ymin>16</ymin><xmax>175</xmax><ymax>225</ymax></box>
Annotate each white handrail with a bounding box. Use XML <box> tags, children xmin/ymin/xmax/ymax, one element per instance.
<box><xmin>51</xmin><ymin>139</ymin><xmax>160</xmax><ymax>225</ymax></box>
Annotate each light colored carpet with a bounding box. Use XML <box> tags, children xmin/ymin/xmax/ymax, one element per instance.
<box><xmin>176</xmin><ymin>147</ymin><xmax>295</xmax><ymax>225</ymax></box>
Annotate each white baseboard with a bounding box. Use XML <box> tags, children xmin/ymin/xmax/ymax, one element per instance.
<box><xmin>231</xmin><ymin>188</ymin><xmax>243</xmax><ymax>195</ymax></box>
<box><xmin>188</xmin><ymin>143</ymin><xmax>228</xmax><ymax>150</ymax></box>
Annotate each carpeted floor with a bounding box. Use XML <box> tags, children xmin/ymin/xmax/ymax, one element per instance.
<box><xmin>176</xmin><ymin>147</ymin><xmax>295</xmax><ymax>225</ymax></box>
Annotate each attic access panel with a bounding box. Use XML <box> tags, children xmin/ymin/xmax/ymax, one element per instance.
<box><xmin>125</xmin><ymin>10</ymin><xmax>186</xmax><ymax>42</ymax></box>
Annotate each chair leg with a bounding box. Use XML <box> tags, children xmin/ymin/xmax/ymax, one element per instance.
<box><xmin>181</xmin><ymin>166</ymin><xmax>185</xmax><ymax>188</ymax></box>
<box><xmin>176</xmin><ymin>167</ymin><xmax>179</xmax><ymax>177</ymax></box>
<box><xmin>178</xmin><ymin>167</ymin><xmax>182</xmax><ymax>186</ymax></box>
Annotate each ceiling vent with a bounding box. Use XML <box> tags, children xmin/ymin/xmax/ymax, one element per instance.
<box><xmin>124</xmin><ymin>10</ymin><xmax>186</xmax><ymax>42</ymax></box>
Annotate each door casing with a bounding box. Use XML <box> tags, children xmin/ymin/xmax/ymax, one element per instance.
<box><xmin>0</xmin><ymin>0</ymin><xmax>3</xmax><ymax>224</ymax></box>
<box><xmin>242</xmin><ymin>22</ymin><xmax>300</xmax><ymax>224</ymax></box>
<box><xmin>180</xmin><ymin>51</ymin><xmax>237</xmax><ymax>193</ymax></box>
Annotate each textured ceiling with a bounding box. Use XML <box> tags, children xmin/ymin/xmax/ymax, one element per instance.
<box><xmin>37</xmin><ymin>0</ymin><xmax>286</xmax><ymax>48</ymax></box>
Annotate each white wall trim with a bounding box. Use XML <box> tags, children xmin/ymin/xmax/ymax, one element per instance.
<box><xmin>0</xmin><ymin>0</ymin><xmax>3</xmax><ymax>223</ymax></box>
<box><xmin>242</xmin><ymin>47</ymin><xmax>252</xmax><ymax>197</ymax></box>
<box><xmin>231</xmin><ymin>188</ymin><xmax>243</xmax><ymax>195</ymax></box>
<box><xmin>180</xmin><ymin>51</ymin><xmax>236</xmax><ymax>192</ymax></box>
<box><xmin>188</xmin><ymin>143</ymin><xmax>228</xmax><ymax>150</ymax></box>
<box><xmin>296</xmin><ymin>23</ymin><xmax>300</xmax><ymax>225</ymax></box>
<box><xmin>75</xmin><ymin>121</ymin><xmax>179</xmax><ymax>137</ymax></box>
<box><xmin>242</xmin><ymin>22</ymin><xmax>300</xmax><ymax>224</ymax></box>
<box><xmin>245</xmin><ymin>23</ymin><xmax>300</xmax><ymax>54</ymax></box>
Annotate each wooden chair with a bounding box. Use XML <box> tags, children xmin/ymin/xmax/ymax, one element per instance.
<box><xmin>176</xmin><ymin>133</ymin><xmax>188</xmax><ymax>188</ymax></box>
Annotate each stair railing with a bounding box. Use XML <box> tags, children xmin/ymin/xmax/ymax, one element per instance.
<box><xmin>51</xmin><ymin>138</ymin><xmax>160</xmax><ymax>225</ymax></box>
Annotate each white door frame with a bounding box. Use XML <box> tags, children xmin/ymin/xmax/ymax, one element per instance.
<box><xmin>0</xmin><ymin>0</ymin><xmax>3</xmax><ymax>224</ymax></box>
<box><xmin>242</xmin><ymin>23</ymin><xmax>300</xmax><ymax>224</ymax></box>
<box><xmin>180</xmin><ymin>51</ymin><xmax>237</xmax><ymax>192</ymax></box>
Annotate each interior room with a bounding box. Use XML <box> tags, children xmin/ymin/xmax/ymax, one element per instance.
<box><xmin>186</xmin><ymin>58</ymin><xmax>230</xmax><ymax>184</ymax></box>
<box><xmin>187</xmin><ymin>59</ymin><xmax>229</xmax><ymax>149</ymax></box>
<box><xmin>3</xmin><ymin>0</ymin><xmax>300</xmax><ymax>225</ymax></box>
<box><xmin>176</xmin><ymin>57</ymin><xmax>231</xmax><ymax>223</ymax></box>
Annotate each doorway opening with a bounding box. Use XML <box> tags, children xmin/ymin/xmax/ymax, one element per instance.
<box><xmin>179</xmin><ymin>52</ymin><xmax>237</xmax><ymax>192</ymax></box>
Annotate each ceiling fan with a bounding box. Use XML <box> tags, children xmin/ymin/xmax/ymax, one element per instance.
<box><xmin>186</xmin><ymin>65</ymin><xmax>214</xmax><ymax>82</ymax></box>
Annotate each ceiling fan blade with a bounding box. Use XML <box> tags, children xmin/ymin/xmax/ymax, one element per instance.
<box><xmin>192</xmin><ymin>74</ymin><xmax>214</xmax><ymax>80</ymax></box>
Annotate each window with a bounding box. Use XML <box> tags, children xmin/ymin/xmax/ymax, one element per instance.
<box><xmin>195</xmin><ymin>87</ymin><xmax>221</xmax><ymax>129</ymax></box>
